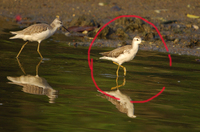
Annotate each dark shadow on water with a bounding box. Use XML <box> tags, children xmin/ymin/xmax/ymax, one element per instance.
<box><xmin>7</xmin><ymin>58</ymin><xmax>57</xmax><ymax>103</ymax></box>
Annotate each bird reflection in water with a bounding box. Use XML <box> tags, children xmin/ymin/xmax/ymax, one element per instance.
<box><xmin>7</xmin><ymin>58</ymin><xmax>57</xmax><ymax>103</ymax></box>
<box><xmin>98</xmin><ymin>76</ymin><xmax>136</xmax><ymax>118</ymax></box>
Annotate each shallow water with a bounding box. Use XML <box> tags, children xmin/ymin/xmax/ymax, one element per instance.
<box><xmin>0</xmin><ymin>34</ymin><xmax>200</xmax><ymax>132</ymax></box>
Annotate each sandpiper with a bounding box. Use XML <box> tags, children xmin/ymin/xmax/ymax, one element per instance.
<box><xmin>10</xmin><ymin>17</ymin><xmax>68</xmax><ymax>59</ymax></box>
<box><xmin>99</xmin><ymin>36</ymin><xmax>142</xmax><ymax>76</ymax></box>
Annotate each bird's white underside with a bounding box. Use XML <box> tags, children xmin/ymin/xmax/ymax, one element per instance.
<box><xmin>9</xmin><ymin>18</ymin><xmax>62</xmax><ymax>44</ymax></box>
<box><xmin>100</xmin><ymin>44</ymin><xmax>139</xmax><ymax>65</ymax></box>
<box><xmin>10</xmin><ymin>28</ymin><xmax>57</xmax><ymax>43</ymax></box>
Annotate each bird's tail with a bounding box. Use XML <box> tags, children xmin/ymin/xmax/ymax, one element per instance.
<box><xmin>99</xmin><ymin>56</ymin><xmax>117</xmax><ymax>62</ymax></box>
<box><xmin>9</xmin><ymin>31</ymin><xmax>21</xmax><ymax>39</ymax></box>
<box><xmin>9</xmin><ymin>35</ymin><xmax>18</xmax><ymax>39</ymax></box>
<box><xmin>10</xmin><ymin>31</ymin><xmax>18</xmax><ymax>34</ymax></box>
<box><xmin>99</xmin><ymin>56</ymin><xmax>108</xmax><ymax>60</ymax></box>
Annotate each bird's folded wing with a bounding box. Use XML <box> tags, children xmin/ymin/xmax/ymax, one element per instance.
<box><xmin>15</xmin><ymin>24</ymin><xmax>50</xmax><ymax>35</ymax></box>
<box><xmin>100</xmin><ymin>45</ymin><xmax>132</xmax><ymax>58</ymax></box>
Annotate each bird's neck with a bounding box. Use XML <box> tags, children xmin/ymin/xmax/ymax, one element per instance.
<box><xmin>50</xmin><ymin>23</ymin><xmax>59</xmax><ymax>30</ymax></box>
<box><xmin>50</xmin><ymin>23</ymin><xmax>59</xmax><ymax>33</ymax></box>
<box><xmin>50</xmin><ymin>22</ymin><xmax>55</xmax><ymax>28</ymax></box>
<box><xmin>131</xmin><ymin>42</ymin><xmax>139</xmax><ymax>52</ymax></box>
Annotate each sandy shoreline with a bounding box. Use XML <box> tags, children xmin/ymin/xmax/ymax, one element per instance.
<box><xmin>0</xmin><ymin>0</ymin><xmax>200</xmax><ymax>57</ymax></box>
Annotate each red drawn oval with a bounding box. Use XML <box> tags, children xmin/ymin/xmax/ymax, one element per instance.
<box><xmin>88</xmin><ymin>15</ymin><xmax>172</xmax><ymax>103</ymax></box>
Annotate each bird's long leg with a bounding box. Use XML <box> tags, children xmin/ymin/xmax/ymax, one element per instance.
<box><xmin>113</xmin><ymin>62</ymin><xmax>120</xmax><ymax>76</ymax></box>
<box><xmin>113</xmin><ymin>61</ymin><xmax>126</xmax><ymax>76</ymax></box>
<box><xmin>16</xmin><ymin>41</ymin><xmax>28</xmax><ymax>58</ymax></box>
<box><xmin>116</xmin><ymin>65</ymin><xmax>120</xmax><ymax>76</ymax></box>
<box><xmin>111</xmin><ymin>76</ymin><xmax>119</xmax><ymax>90</ymax></box>
<box><xmin>115</xmin><ymin>77</ymin><xmax>126</xmax><ymax>88</ymax></box>
<box><xmin>120</xmin><ymin>65</ymin><xmax>126</xmax><ymax>76</ymax></box>
<box><xmin>16</xmin><ymin>58</ymin><xmax>26</xmax><ymax>74</ymax></box>
<box><xmin>37</xmin><ymin>42</ymin><xmax>43</xmax><ymax>59</ymax></box>
<box><xmin>36</xmin><ymin>59</ymin><xmax>42</xmax><ymax>77</ymax></box>
<box><xmin>111</xmin><ymin>76</ymin><xmax>126</xmax><ymax>90</ymax></box>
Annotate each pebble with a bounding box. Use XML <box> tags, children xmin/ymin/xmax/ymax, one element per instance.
<box><xmin>111</xmin><ymin>5</ymin><xmax>121</xmax><ymax>11</ymax></box>
<box><xmin>173</xmin><ymin>38</ymin><xmax>179</xmax><ymax>44</ymax></box>
<box><xmin>192</xmin><ymin>25</ymin><xmax>199</xmax><ymax>30</ymax></box>
<box><xmin>98</xmin><ymin>2</ymin><xmax>104</xmax><ymax>6</ymax></box>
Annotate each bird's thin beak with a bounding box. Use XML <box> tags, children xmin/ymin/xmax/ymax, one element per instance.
<box><xmin>140</xmin><ymin>40</ymin><xmax>145</xmax><ymax>45</ymax></box>
<box><xmin>62</xmin><ymin>26</ymin><xmax>69</xmax><ymax>32</ymax></box>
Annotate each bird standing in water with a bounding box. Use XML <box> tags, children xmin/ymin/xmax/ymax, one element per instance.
<box><xmin>99</xmin><ymin>36</ymin><xmax>142</xmax><ymax>76</ymax></box>
<box><xmin>10</xmin><ymin>17</ymin><xmax>68</xmax><ymax>59</ymax></box>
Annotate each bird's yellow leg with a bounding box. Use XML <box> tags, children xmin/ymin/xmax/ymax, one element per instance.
<box><xmin>113</xmin><ymin>62</ymin><xmax>126</xmax><ymax>76</ymax></box>
<box><xmin>116</xmin><ymin>65</ymin><xmax>120</xmax><ymax>77</ymax></box>
<box><xmin>111</xmin><ymin>76</ymin><xmax>126</xmax><ymax>90</ymax></box>
<box><xmin>113</xmin><ymin>62</ymin><xmax>120</xmax><ymax>76</ymax></box>
<box><xmin>120</xmin><ymin>65</ymin><xmax>126</xmax><ymax>76</ymax></box>
<box><xmin>115</xmin><ymin>77</ymin><xmax>126</xmax><ymax>88</ymax></box>
<box><xmin>111</xmin><ymin>76</ymin><xmax>119</xmax><ymax>90</ymax></box>
<box><xmin>36</xmin><ymin>59</ymin><xmax>42</xmax><ymax>77</ymax></box>
<box><xmin>16</xmin><ymin>41</ymin><xmax>28</xmax><ymax>58</ymax></box>
<box><xmin>16</xmin><ymin>58</ymin><xmax>26</xmax><ymax>74</ymax></box>
<box><xmin>37</xmin><ymin>43</ymin><xmax>43</xmax><ymax>59</ymax></box>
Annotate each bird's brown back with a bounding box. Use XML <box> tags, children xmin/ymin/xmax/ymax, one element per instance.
<box><xmin>100</xmin><ymin>45</ymin><xmax>132</xmax><ymax>58</ymax></box>
<box><xmin>15</xmin><ymin>24</ymin><xmax>51</xmax><ymax>35</ymax></box>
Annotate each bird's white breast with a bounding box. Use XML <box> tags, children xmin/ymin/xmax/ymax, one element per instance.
<box><xmin>115</xmin><ymin>48</ymin><xmax>138</xmax><ymax>65</ymax></box>
<box><xmin>22</xmin><ymin>28</ymin><xmax>56</xmax><ymax>43</ymax></box>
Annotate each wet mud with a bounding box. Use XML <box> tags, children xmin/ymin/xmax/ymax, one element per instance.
<box><xmin>0</xmin><ymin>0</ymin><xmax>200</xmax><ymax>56</ymax></box>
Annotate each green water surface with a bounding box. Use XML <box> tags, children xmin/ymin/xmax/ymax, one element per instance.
<box><xmin>0</xmin><ymin>35</ymin><xmax>200</xmax><ymax>132</ymax></box>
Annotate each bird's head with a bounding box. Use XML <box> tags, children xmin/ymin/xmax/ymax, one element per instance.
<box><xmin>133</xmin><ymin>36</ymin><xmax>142</xmax><ymax>45</ymax></box>
<box><xmin>52</xmin><ymin>17</ymin><xmax>63</xmax><ymax>28</ymax></box>
<box><xmin>52</xmin><ymin>16</ymin><xmax>69</xmax><ymax>32</ymax></box>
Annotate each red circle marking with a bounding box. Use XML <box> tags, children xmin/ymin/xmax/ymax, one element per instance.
<box><xmin>88</xmin><ymin>15</ymin><xmax>172</xmax><ymax>103</ymax></box>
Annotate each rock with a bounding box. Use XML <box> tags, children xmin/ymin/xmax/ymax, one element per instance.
<box><xmin>161</xmin><ymin>20</ymin><xmax>177</xmax><ymax>24</ymax></box>
<box><xmin>115</xmin><ymin>17</ymin><xmax>134</xmax><ymax>25</ymax></box>
<box><xmin>81</xmin><ymin>19</ymin><xmax>99</xmax><ymax>27</ymax></box>
<box><xmin>117</xmin><ymin>41</ymin><xmax>127</xmax><ymax>47</ymax></box>
<box><xmin>116</xmin><ymin>28</ymin><xmax>129</xmax><ymax>38</ymax></box>
<box><xmin>88</xmin><ymin>26</ymin><xmax>112</xmax><ymax>39</ymax></box>
<box><xmin>186</xmin><ymin>24</ymin><xmax>192</xmax><ymax>28</ymax></box>
<box><xmin>70</xmin><ymin>16</ymin><xmax>85</xmax><ymax>26</ymax></box>
<box><xmin>187</xmin><ymin>39</ymin><xmax>200</xmax><ymax>48</ymax></box>
<box><xmin>154</xmin><ymin>9</ymin><xmax>168</xmax><ymax>14</ymax></box>
<box><xmin>192</xmin><ymin>25</ymin><xmax>199</xmax><ymax>30</ymax></box>
<box><xmin>125</xmin><ymin>23</ymin><xmax>140</xmax><ymax>32</ymax></box>
<box><xmin>69</xmin><ymin>16</ymin><xmax>99</xmax><ymax>27</ymax></box>
<box><xmin>111</xmin><ymin>5</ymin><xmax>121</xmax><ymax>11</ymax></box>
<box><xmin>144</xmin><ymin>33</ymin><xmax>155</xmax><ymax>41</ymax></box>
<box><xmin>141</xmin><ymin>24</ymin><xmax>152</xmax><ymax>33</ymax></box>
<box><xmin>173</xmin><ymin>38</ymin><xmax>179</xmax><ymax>44</ymax></box>
<box><xmin>134</xmin><ymin>18</ymin><xmax>144</xmax><ymax>26</ymax></box>
<box><xmin>98</xmin><ymin>2</ymin><xmax>105</xmax><ymax>6</ymax></box>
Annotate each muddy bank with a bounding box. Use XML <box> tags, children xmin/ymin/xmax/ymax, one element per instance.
<box><xmin>0</xmin><ymin>0</ymin><xmax>200</xmax><ymax>56</ymax></box>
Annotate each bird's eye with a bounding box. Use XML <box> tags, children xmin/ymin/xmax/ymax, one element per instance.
<box><xmin>137</xmin><ymin>39</ymin><xmax>139</xmax><ymax>41</ymax></box>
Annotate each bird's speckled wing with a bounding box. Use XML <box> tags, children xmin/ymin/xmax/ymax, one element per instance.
<box><xmin>14</xmin><ymin>24</ymin><xmax>51</xmax><ymax>35</ymax></box>
<box><xmin>100</xmin><ymin>45</ymin><xmax>132</xmax><ymax>58</ymax></box>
